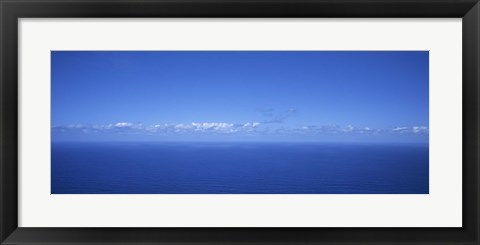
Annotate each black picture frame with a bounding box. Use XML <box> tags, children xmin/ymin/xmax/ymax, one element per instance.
<box><xmin>1</xmin><ymin>0</ymin><xmax>479</xmax><ymax>244</ymax></box>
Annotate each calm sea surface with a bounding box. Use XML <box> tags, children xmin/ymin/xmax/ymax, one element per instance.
<box><xmin>51</xmin><ymin>142</ymin><xmax>429</xmax><ymax>194</ymax></box>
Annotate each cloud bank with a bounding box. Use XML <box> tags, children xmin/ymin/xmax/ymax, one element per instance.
<box><xmin>52</xmin><ymin>121</ymin><xmax>428</xmax><ymax>138</ymax></box>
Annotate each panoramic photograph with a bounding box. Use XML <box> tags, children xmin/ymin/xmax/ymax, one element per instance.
<box><xmin>51</xmin><ymin>51</ymin><xmax>429</xmax><ymax>194</ymax></box>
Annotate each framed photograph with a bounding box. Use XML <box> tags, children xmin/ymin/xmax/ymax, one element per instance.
<box><xmin>1</xmin><ymin>0</ymin><xmax>479</xmax><ymax>244</ymax></box>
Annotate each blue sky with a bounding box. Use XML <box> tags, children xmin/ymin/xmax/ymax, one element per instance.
<box><xmin>51</xmin><ymin>51</ymin><xmax>429</xmax><ymax>142</ymax></box>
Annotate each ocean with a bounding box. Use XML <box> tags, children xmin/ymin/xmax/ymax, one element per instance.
<box><xmin>51</xmin><ymin>142</ymin><xmax>429</xmax><ymax>194</ymax></box>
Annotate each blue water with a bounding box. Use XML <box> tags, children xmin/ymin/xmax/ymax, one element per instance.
<box><xmin>51</xmin><ymin>142</ymin><xmax>429</xmax><ymax>194</ymax></box>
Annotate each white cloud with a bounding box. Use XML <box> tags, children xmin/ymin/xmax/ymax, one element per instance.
<box><xmin>393</xmin><ymin>127</ymin><xmax>409</xmax><ymax>132</ymax></box>
<box><xmin>92</xmin><ymin>124</ymin><xmax>104</xmax><ymax>130</ymax></box>
<box><xmin>413</xmin><ymin>126</ymin><xmax>429</xmax><ymax>134</ymax></box>
<box><xmin>175</xmin><ymin>123</ymin><xmax>193</xmax><ymax>130</ymax></box>
<box><xmin>391</xmin><ymin>126</ymin><xmax>428</xmax><ymax>134</ymax></box>
<box><xmin>67</xmin><ymin>124</ymin><xmax>83</xmax><ymax>129</ymax></box>
<box><xmin>191</xmin><ymin>122</ymin><xmax>234</xmax><ymax>131</ymax></box>
<box><xmin>343</xmin><ymin>125</ymin><xmax>354</xmax><ymax>132</ymax></box>
<box><xmin>115</xmin><ymin>122</ymin><xmax>133</xmax><ymax>128</ymax></box>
